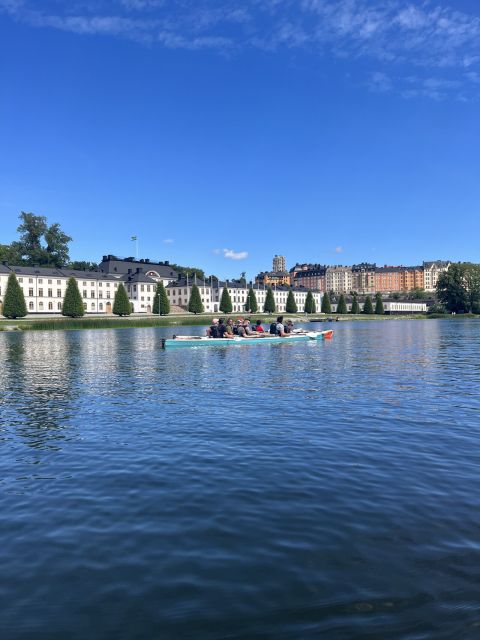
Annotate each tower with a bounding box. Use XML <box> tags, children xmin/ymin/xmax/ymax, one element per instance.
<box><xmin>273</xmin><ymin>255</ymin><xmax>286</xmax><ymax>272</ymax></box>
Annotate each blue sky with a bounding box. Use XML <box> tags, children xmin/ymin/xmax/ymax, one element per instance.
<box><xmin>1</xmin><ymin>0</ymin><xmax>479</xmax><ymax>279</ymax></box>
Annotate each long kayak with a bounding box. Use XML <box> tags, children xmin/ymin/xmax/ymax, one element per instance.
<box><xmin>162</xmin><ymin>330</ymin><xmax>333</xmax><ymax>348</ymax></box>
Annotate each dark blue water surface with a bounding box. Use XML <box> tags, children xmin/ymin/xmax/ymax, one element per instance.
<box><xmin>1</xmin><ymin>319</ymin><xmax>480</xmax><ymax>639</ymax></box>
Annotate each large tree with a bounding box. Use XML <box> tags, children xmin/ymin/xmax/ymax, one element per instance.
<box><xmin>62</xmin><ymin>277</ymin><xmax>84</xmax><ymax>317</ymax></box>
<box><xmin>321</xmin><ymin>291</ymin><xmax>331</xmax><ymax>314</ymax></box>
<box><xmin>67</xmin><ymin>260</ymin><xmax>98</xmax><ymax>271</ymax></box>
<box><xmin>304</xmin><ymin>291</ymin><xmax>316</xmax><ymax>314</ymax></box>
<box><xmin>219</xmin><ymin>286</ymin><xmax>232</xmax><ymax>313</ymax></box>
<box><xmin>462</xmin><ymin>263</ymin><xmax>480</xmax><ymax>313</ymax></box>
<box><xmin>363</xmin><ymin>295</ymin><xmax>374</xmax><ymax>314</ymax></box>
<box><xmin>153</xmin><ymin>282</ymin><xmax>170</xmax><ymax>315</ymax></box>
<box><xmin>286</xmin><ymin>290</ymin><xmax>298</xmax><ymax>313</ymax></box>
<box><xmin>350</xmin><ymin>293</ymin><xmax>359</xmax><ymax>314</ymax></box>
<box><xmin>336</xmin><ymin>294</ymin><xmax>347</xmax><ymax>314</ymax></box>
<box><xmin>11</xmin><ymin>212</ymin><xmax>72</xmax><ymax>267</ymax></box>
<box><xmin>113</xmin><ymin>283</ymin><xmax>131</xmax><ymax>316</ymax></box>
<box><xmin>374</xmin><ymin>293</ymin><xmax>384</xmax><ymax>315</ymax></box>
<box><xmin>3</xmin><ymin>273</ymin><xmax>27</xmax><ymax>318</ymax></box>
<box><xmin>188</xmin><ymin>283</ymin><xmax>204</xmax><ymax>314</ymax></box>
<box><xmin>263</xmin><ymin>287</ymin><xmax>276</xmax><ymax>313</ymax></box>
<box><xmin>436</xmin><ymin>264</ymin><xmax>469</xmax><ymax>313</ymax></box>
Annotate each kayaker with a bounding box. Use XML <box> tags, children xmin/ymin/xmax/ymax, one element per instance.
<box><xmin>206</xmin><ymin>318</ymin><xmax>220</xmax><ymax>338</ymax></box>
<box><xmin>275</xmin><ymin>316</ymin><xmax>289</xmax><ymax>337</ymax></box>
<box><xmin>225</xmin><ymin>318</ymin><xmax>235</xmax><ymax>336</ymax></box>
<box><xmin>218</xmin><ymin>318</ymin><xmax>228</xmax><ymax>338</ymax></box>
<box><xmin>255</xmin><ymin>320</ymin><xmax>264</xmax><ymax>333</ymax></box>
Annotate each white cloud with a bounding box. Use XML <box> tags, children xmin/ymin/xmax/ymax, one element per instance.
<box><xmin>163</xmin><ymin>238</ymin><xmax>174</xmax><ymax>244</ymax></box>
<box><xmin>335</xmin><ymin>246</ymin><xmax>344</xmax><ymax>254</ymax></box>
<box><xmin>2</xmin><ymin>0</ymin><xmax>480</xmax><ymax>99</ymax></box>
<box><xmin>223</xmin><ymin>248</ymin><xmax>248</xmax><ymax>260</ymax></box>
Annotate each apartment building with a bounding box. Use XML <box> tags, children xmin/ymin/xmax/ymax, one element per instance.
<box><xmin>325</xmin><ymin>266</ymin><xmax>353</xmax><ymax>294</ymax></box>
<box><xmin>293</xmin><ymin>266</ymin><xmax>326</xmax><ymax>291</ymax></box>
<box><xmin>423</xmin><ymin>261</ymin><xmax>450</xmax><ymax>292</ymax></box>
<box><xmin>272</xmin><ymin>255</ymin><xmax>286</xmax><ymax>272</ymax></box>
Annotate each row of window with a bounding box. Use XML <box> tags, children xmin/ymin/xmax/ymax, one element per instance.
<box><xmin>27</xmin><ymin>301</ymin><xmax>112</xmax><ymax>311</ymax></box>
<box><xmin>17</xmin><ymin>277</ymin><xmax>118</xmax><ymax>287</ymax></box>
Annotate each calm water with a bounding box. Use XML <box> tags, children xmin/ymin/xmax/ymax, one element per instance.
<box><xmin>1</xmin><ymin>319</ymin><xmax>479</xmax><ymax>639</ymax></box>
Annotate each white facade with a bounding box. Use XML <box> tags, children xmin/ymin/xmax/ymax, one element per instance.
<box><xmin>166</xmin><ymin>282</ymin><xmax>322</xmax><ymax>314</ymax></box>
<box><xmin>0</xmin><ymin>266</ymin><xmax>122</xmax><ymax>315</ymax></box>
<box><xmin>423</xmin><ymin>261</ymin><xmax>450</xmax><ymax>292</ymax></box>
<box><xmin>325</xmin><ymin>267</ymin><xmax>353</xmax><ymax>294</ymax></box>
<box><xmin>331</xmin><ymin>300</ymin><xmax>427</xmax><ymax>314</ymax></box>
<box><xmin>273</xmin><ymin>255</ymin><xmax>286</xmax><ymax>272</ymax></box>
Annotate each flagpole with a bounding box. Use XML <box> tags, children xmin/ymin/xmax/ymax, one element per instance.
<box><xmin>131</xmin><ymin>236</ymin><xmax>138</xmax><ymax>260</ymax></box>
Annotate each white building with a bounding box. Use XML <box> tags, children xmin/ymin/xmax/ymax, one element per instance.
<box><xmin>272</xmin><ymin>255</ymin><xmax>286</xmax><ymax>272</ymax></box>
<box><xmin>166</xmin><ymin>279</ymin><xmax>322</xmax><ymax>314</ymax></box>
<box><xmin>325</xmin><ymin>266</ymin><xmax>353</xmax><ymax>294</ymax></box>
<box><xmin>423</xmin><ymin>261</ymin><xmax>450</xmax><ymax>292</ymax></box>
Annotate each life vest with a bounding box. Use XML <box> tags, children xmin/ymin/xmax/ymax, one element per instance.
<box><xmin>210</xmin><ymin>325</ymin><xmax>220</xmax><ymax>338</ymax></box>
<box><xmin>269</xmin><ymin>322</ymin><xmax>278</xmax><ymax>335</ymax></box>
<box><xmin>233</xmin><ymin>325</ymin><xmax>239</xmax><ymax>335</ymax></box>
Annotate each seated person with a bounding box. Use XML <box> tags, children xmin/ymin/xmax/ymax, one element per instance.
<box><xmin>255</xmin><ymin>320</ymin><xmax>264</xmax><ymax>332</ymax></box>
<box><xmin>206</xmin><ymin>318</ymin><xmax>219</xmax><ymax>337</ymax></box>
<box><xmin>218</xmin><ymin>318</ymin><xmax>228</xmax><ymax>337</ymax></box>
<box><xmin>275</xmin><ymin>316</ymin><xmax>289</xmax><ymax>337</ymax></box>
<box><xmin>284</xmin><ymin>320</ymin><xmax>294</xmax><ymax>333</ymax></box>
<box><xmin>225</xmin><ymin>318</ymin><xmax>235</xmax><ymax>335</ymax></box>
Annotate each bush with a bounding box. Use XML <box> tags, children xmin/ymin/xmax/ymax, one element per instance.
<box><xmin>374</xmin><ymin>293</ymin><xmax>384</xmax><ymax>315</ymax></box>
<box><xmin>304</xmin><ymin>291</ymin><xmax>316</xmax><ymax>314</ymax></box>
<box><xmin>336</xmin><ymin>294</ymin><xmax>347</xmax><ymax>314</ymax></box>
<box><xmin>219</xmin><ymin>286</ymin><xmax>232</xmax><ymax>314</ymax></box>
<box><xmin>363</xmin><ymin>296</ymin><xmax>374</xmax><ymax>314</ymax></box>
<box><xmin>321</xmin><ymin>292</ymin><xmax>331</xmax><ymax>314</ymax></box>
<box><xmin>286</xmin><ymin>290</ymin><xmax>298</xmax><ymax>313</ymax></box>
<box><xmin>62</xmin><ymin>277</ymin><xmax>84</xmax><ymax>317</ymax></box>
<box><xmin>3</xmin><ymin>273</ymin><xmax>27</xmax><ymax>318</ymax></box>
<box><xmin>188</xmin><ymin>283</ymin><xmax>204</xmax><ymax>314</ymax></box>
<box><xmin>113</xmin><ymin>283</ymin><xmax>131</xmax><ymax>316</ymax></box>
<box><xmin>153</xmin><ymin>282</ymin><xmax>170</xmax><ymax>315</ymax></box>
<box><xmin>264</xmin><ymin>287</ymin><xmax>276</xmax><ymax>313</ymax></box>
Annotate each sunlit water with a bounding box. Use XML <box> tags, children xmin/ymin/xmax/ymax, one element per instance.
<box><xmin>1</xmin><ymin>319</ymin><xmax>479</xmax><ymax>639</ymax></box>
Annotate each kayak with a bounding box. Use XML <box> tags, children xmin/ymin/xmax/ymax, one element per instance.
<box><xmin>162</xmin><ymin>330</ymin><xmax>333</xmax><ymax>348</ymax></box>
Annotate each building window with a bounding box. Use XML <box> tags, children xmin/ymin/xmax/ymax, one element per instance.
<box><xmin>106</xmin><ymin>292</ymin><xmax>110</xmax><ymax>299</ymax></box>
<box><xmin>91</xmin><ymin>282</ymin><xmax>94</xmax><ymax>286</ymax></box>
<box><xmin>91</xmin><ymin>303</ymin><xmax>95</xmax><ymax>309</ymax></box>
<box><xmin>99</xmin><ymin>303</ymin><xmax>103</xmax><ymax>310</ymax></box>
<box><xmin>48</xmin><ymin>289</ymin><xmax>53</xmax><ymax>297</ymax></box>
<box><xmin>83</xmin><ymin>303</ymin><xmax>87</xmax><ymax>310</ymax></box>
<box><xmin>18</xmin><ymin>277</ymin><xmax>23</xmax><ymax>283</ymax></box>
<box><xmin>141</xmin><ymin>285</ymin><xmax>144</xmax><ymax>292</ymax></box>
<box><xmin>83</xmin><ymin>282</ymin><xmax>86</xmax><ymax>286</ymax></box>
<box><xmin>48</xmin><ymin>279</ymin><xmax>52</xmax><ymax>285</ymax></box>
<box><xmin>39</xmin><ymin>302</ymin><xmax>43</xmax><ymax>309</ymax></box>
<box><xmin>57</xmin><ymin>289</ymin><xmax>61</xmax><ymax>298</ymax></box>
<box><xmin>106</xmin><ymin>282</ymin><xmax>110</xmax><ymax>287</ymax></box>
<box><xmin>83</xmin><ymin>290</ymin><xmax>87</xmax><ymax>298</ymax></box>
<box><xmin>38</xmin><ymin>288</ymin><xmax>43</xmax><ymax>296</ymax></box>
<box><xmin>57</xmin><ymin>280</ymin><xmax>61</xmax><ymax>285</ymax></box>
<box><xmin>91</xmin><ymin>291</ymin><xmax>95</xmax><ymax>298</ymax></box>
<box><xmin>38</xmin><ymin>279</ymin><xmax>43</xmax><ymax>284</ymax></box>
<box><xmin>29</xmin><ymin>301</ymin><xmax>34</xmax><ymax>310</ymax></box>
<box><xmin>99</xmin><ymin>292</ymin><xmax>103</xmax><ymax>298</ymax></box>
<box><xmin>29</xmin><ymin>288</ymin><xmax>34</xmax><ymax>296</ymax></box>
<box><xmin>57</xmin><ymin>302</ymin><xmax>62</xmax><ymax>310</ymax></box>
<box><xmin>99</xmin><ymin>282</ymin><xmax>102</xmax><ymax>287</ymax></box>
<box><xmin>48</xmin><ymin>302</ymin><xmax>53</xmax><ymax>310</ymax></box>
<box><xmin>29</xmin><ymin>278</ymin><xmax>33</xmax><ymax>283</ymax></box>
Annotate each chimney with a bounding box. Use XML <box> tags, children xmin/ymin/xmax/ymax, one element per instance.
<box><xmin>164</xmin><ymin>260</ymin><xmax>169</xmax><ymax>265</ymax></box>
<box><xmin>128</xmin><ymin>268</ymin><xmax>132</xmax><ymax>274</ymax></box>
<box><xmin>136</xmin><ymin>267</ymin><xmax>142</xmax><ymax>273</ymax></box>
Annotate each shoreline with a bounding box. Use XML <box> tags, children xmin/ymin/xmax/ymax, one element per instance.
<box><xmin>0</xmin><ymin>312</ymin><xmax>467</xmax><ymax>332</ymax></box>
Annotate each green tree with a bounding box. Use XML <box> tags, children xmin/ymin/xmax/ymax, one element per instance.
<box><xmin>363</xmin><ymin>295</ymin><xmax>374</xmax><ymax>314</ymax></box>
<box><xmin>245</xmin><ymin>287</ymin><xmax>258</xmax><ymax>313</ymax></box>
<box><xmin>463</xmin><ymin>263</ymin><xmax>480</xmax><ymax>313</ymax></box>
<box><xmin>188</xmin><ymin>283</ymin><xmax>204</xmax><ymax>314</ymax></box>
<box><xmin>0</xmin><ymin>244</ymin><xmax>22</xmax><ymax>265</ymax></box>
<box><xmin>113</xmin><ymin>283</ymin><xmax>131</xmax><ymax>316</ymax></box>
<box><xmin>263</xmin><ymin>286</ymin><xmax>276</xmax><ymax>313</ymax></box>
<box><xmin>410</xmin><ymin>287</ymin><xmax>426</xmax><ymax>300</ymax></box>
<box><xmin>286</xmin><ymin>289</ymin><xmax>298</xmax><ymax>313</ymax></box>
<box><xmin>374</xmin><ymin>293</ymin><xmax>384</xmax><ymax>315</ymax></box>
<box><xmin>336</xmin><ymin>294</ymin><xmax>347</xmax><ymax>314</ymax></box>
<box><xmin>436</xmin><ymin>264</ymin><xmax>468</xmax><ymax>313</ymax></box>
<box><xmin>13</xmin><ymin>212</ymin><xmax>72</xmax><ymax>267</ymax></box>
<box><xmin>219</xmin><ymin>286</ymin><xmax>232</xmax><ymax>313</ymax></box>
<box><xmin>304</xmin><ymin>291</ymin><xmax>316</xmax><ymax>314</ymax></box>
<box><xmin>350</xmin><ymin>293</ymin><xmax>359</xmax><ymax>314</ymax></box>
<box><xmin>153</xmin><ymin>281</ymin><xmax>170</xmax><ymax>315</ymax></box>
<box><xmin>2</xmin><ymin>273</ymin><xmax>27</xmax><ymax>318</ymax></box>
<box><xmin>321</xmin><ymin>291</ymin><xmax>331</xmax><ymax>314</ymax></box>
<box><xmin>67</xmin><ymin>260</ymin><xmax>98</xmax><ymax>271</ymax></box>
<box><xmin>62</xmin><ymin>277</ymin><xmax>84</xmax><ymax>317</ymax></box>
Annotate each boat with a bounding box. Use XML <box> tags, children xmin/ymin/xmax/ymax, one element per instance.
<box><xmin>162</xmin><ymin>330</ymin><xmax>333</xmax><ymax>348</ymax></box>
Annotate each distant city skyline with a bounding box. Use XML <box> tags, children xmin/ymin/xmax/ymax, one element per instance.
<box><xmin>1</xmin><ymin>0</ymin><xmax>479</xmax><ymax>279</ymax></box>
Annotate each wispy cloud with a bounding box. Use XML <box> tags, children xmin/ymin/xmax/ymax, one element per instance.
<box><xmin>1</xmin><ymin>0</ymin><xmax>480</xmax><ymax>99</ymax></box>
<box><xmin>163</xmin><ymin>238</ymin><xmax>173</xmax><ymax>244</ymax></box>
<box><xmin>334</xmin><ymin>246</ymin><xmax>344</xmax><ymax>254</ymax></box>
<box><xmin>223</xmin><ymin>248</ymin><xmax>248</xmax><ymax>260</ymax></box>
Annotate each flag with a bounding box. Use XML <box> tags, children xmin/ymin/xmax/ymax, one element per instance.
<box><xmin>131</xmin><ymin>236</ymin><xmax>137</xmax><ymax>241</ymax></box>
